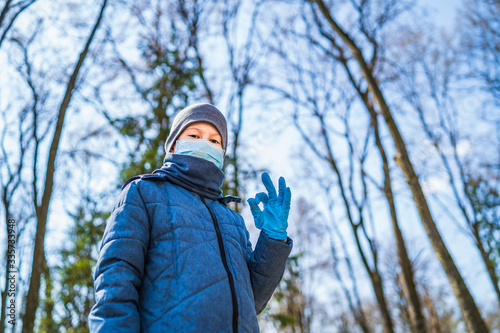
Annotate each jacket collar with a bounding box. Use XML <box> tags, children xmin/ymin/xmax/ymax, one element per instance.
<box><xmin>153</xmin><ymin>153</ymin><xmax>225</xmax><ymax>200</ymax></box>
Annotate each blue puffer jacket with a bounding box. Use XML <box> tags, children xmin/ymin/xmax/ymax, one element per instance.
<box><xmin>89</xmin><ymin>154</ymin><xmax>292</xmax><ymax>332</ymax></box>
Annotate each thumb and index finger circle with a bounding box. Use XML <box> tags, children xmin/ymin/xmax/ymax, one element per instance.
<box><xmin>255</xmin><ymin>192</ymin><xmax>269</xmax><ymax>204</ymax></box>
<box><xmin>247</xmin><ymin>192</ymin><xmax>269</xmax><ymax>214</ymax></box>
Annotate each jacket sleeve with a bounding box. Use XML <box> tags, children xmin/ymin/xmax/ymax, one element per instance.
<box><xmin>89</xmin><ymin>181</ymin><xmax>150</xmax><ymax>332</ymax></box>
<box><xmin>247</xmin><ymin>231</ymin><xmax>293</xmax><ymax>314</ymax></box>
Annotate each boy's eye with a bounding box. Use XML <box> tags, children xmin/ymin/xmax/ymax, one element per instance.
<box><xmin>189</xmin><ymin>134</ymin><xmax>199</xmax><ymax>138</ymax></box>
<box><xmin>210</xmin><ymin>139</ymin><xmax>220</xmax><ymax>144</ymax></box>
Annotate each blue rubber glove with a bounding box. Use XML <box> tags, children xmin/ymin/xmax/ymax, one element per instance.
<box><xmin>247</xmin><ymin>172</ymin><xmax>292</xmax><ymax>240</ymax></box>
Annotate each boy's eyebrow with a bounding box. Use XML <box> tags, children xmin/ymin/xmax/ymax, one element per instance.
<box><xmin>185</xmin><ymin>127</ymin><xmax>201</xmax><ymax>131</ymax></box>
<box><xmin>186</xmin><ymin>126</ymin><xmax>221</xmax><ymax>137</ymax></box>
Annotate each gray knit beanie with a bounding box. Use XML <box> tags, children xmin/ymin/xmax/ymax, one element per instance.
<box><xmin>164</xmin><ymin>103</ymin><xmax>228</xmax><ymax>155</ymax></box>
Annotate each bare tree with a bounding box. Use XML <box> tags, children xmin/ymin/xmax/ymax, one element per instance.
<box><xmin>366</xmin><ymin>104</ymin><xmax>425</xmax><ymax>332</ymax></box>
<box><xmin>296</xmin><ymin>105</ymin><xmax>395</xmax><ymax>333</ymax></box>
<box><xmin>0</xmin><ymin>73</ymin><xmax>31</xmax><ymax>333</ymax></box>
<box><xmin>311</xmin><ymin>9</ymin><xmax>426</xmax><ymax>327</ymax></box>
<box><xmin>307</xmin><ymin>0</ymin><xmax>489</xmax><ymax>331</ymax></box>
<box><xmin>21</xmin><ymin>1</ymin><xmax>108</xmax><ymax>331</ymax></box>
<box><xmin>260</xmin><ymin>33</ymin><xmax>396</xmax><ymax>329</ymax></box>
<box><xmin>392</xmin><ymin>25</ymin><xmax>500</xmax><ymax>306</ymax></box>
<box><xmin>0</xmin><ymin>20</ymin><xmax>46</xmax><ymax>332</ymax></box>
<box><xmin>259</xmin><ymin>1</ymin><xmax>426</xmax><ymax>331</ymax></box>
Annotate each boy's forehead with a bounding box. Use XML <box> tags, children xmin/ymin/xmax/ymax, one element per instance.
<box><xmin>183</xmin><ymin>122</ymin><xmax>220</xmax><ymax>135</ymax></box>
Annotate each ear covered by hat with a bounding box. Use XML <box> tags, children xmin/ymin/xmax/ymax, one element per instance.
<box><xmin>164</xmin><ymin>103</ymin><xmax>228</xmax><ymax>155</ymax></box>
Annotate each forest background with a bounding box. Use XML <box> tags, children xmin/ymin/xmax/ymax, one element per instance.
<box><xmin>0</xmin><ymin>0</ymin><xmax>499</xmax><ymax>332</ymax></box>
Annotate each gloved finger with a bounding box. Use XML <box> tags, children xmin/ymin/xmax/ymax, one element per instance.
<box><xmin>255</xmin><ymin>192</ymin><xmax>269</xmax><ymax>205</ymax></box>
<box><xmin>277</xmin><ymin>176</ymin><xmax>286</xmax><ymax>206</ymax></box>
<box><xmin>282</xmin><ymin>187</ymin><xmax>292</xmax><ymax>213</ymax></box>
<box><xmin>261</xmin><ymin>172</ymin><xmax>277</xmax><ymax>202</ymax></box>
<box><xmin>247</xmin><ymin>198</ymin><xmax>262</xmax><ymax>217</ymax></box>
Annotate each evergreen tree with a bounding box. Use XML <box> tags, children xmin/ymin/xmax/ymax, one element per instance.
<box><xmin>52</xmin><ymin>201</ymin><xmax>106</xmax><ymax>332</ymax></box>
<box><xmin>116</xmin><ymin>24</ymin><xmax>199</xmax><ymax>182</ymax></box>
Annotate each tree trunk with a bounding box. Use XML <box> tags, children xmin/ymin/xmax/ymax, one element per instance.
<box><xmin>21</xmin><ymin>2</ymin><xmax>108</xmax><ymax>332</ymax></box>
<box><xmin>366</xmin><ymin>99</ymin><xmax>426</xmax><ymax>333</ymax></box>
<box><xmin>424</xmin><ymin>287</ymin><xmax>443</xmax><ymax>333</ymax></box>
<box><xmin>370</xmin><ymin>272</ymin><xmax>395</xmax><ymax>333</ymax></box>
<box><xmin>310</xmin><ymin>1</ymin><xmax>489</xmax><ymax>331</ymax></box>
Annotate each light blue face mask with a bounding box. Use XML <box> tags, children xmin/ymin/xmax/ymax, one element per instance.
<box><xmin>174</xmin><ymin>138</ymin><xmax>225</xmax><ymax>169</ymax></box>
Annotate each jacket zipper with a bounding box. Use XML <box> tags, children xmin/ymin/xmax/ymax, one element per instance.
<box><xmin>201</xmin><ymin>197</ymin><xmax>239</xmax><ymax>333</ymax></box>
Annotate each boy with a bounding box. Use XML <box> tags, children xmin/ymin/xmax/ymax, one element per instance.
<box><xmin>89</xmin><ymin>103</ymin><xmax>293</xmax><ymax>332</ymax></box>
